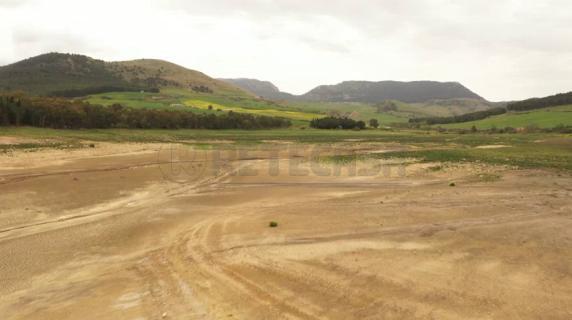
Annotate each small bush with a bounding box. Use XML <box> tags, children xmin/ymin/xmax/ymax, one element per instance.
<box><xmin>428</xmin><ymin>165</ymin><xmax>443</xmax><ymax>171</ymax></box>
<box><xmin>449</xmin><ymin>182</ymin><xmax>456</xmax><ymax>187</ymax></box>
<box><xmin>269</xmin><ymin>221</ymin><xmax>278</xmax><ymax>228</ymax></box>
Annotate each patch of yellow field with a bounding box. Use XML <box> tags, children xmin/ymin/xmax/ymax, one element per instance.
<box><xmin>184</xmin><ymin>99</ymin><xmax>320</xmax><ymax>121</ymax></box>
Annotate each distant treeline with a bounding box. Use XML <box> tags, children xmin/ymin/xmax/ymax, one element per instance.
<box><xmin>310</xmin><ymin>117</ymin><xmax>366</xmax><ymax>129</ymax></box>
<box><xmin>409</xmin><ymin>107</ymin><xmax>507</xmax><ymax>125</ymax></box>
<box><xmin>50</xmin><ymin>86</ymin><xmax>160</xmax><ymax>98</ymax></box>
<box><xmin>507</xmin><ymin>91</ymin><xmax>572</xmax><ymax>111</ymax></box>
<box><xmin>0</xmin><ymin>93</ymin><xmax>290</xmax><ymax>129</ymax></box>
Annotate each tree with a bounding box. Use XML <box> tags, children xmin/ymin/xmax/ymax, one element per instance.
<box><xmin>369</xmin><ymin>118</ymin><xmax>379</xmax><ymax>128</ymax></box>
<box><xmin>409</xmin><ymin>107</ymin><xmax>506</xmax><ymax>125</ymax></box>
<box><xmin>310</xmin><ymin>116</ymin><xmax>365</xmax><ymax>130</ymax></box>
<box><xmin>0</xmin><ymin>93</ymin><xmax>291</xmax><ymax>130</ymax></box>
<box><xmin>376</xmin><ymin>100</ymin><xmax>397</xmax><ymax>113</ymax></box>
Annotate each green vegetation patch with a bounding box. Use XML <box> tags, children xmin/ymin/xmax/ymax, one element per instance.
<box><xmin>443</xmin><ymin>105</ymin><xmax>572</xmax><ymax>129</ymax></box>
<box><xmin>365</xmin><ymin>143</ymin><xmax>572</xmax><ymax>171</ymax></box>
<box><xmin>86</xmin><ymin>91</ymin><xmax>174</xmax><ymax>109</ymax></box>
<box><xmin>288</xmin><ymin>101</ymin><xmax>408</xmax><ymax>125</ymax></box>
<box><xmin>86</xmin><ymin>88</ymin><xmax>323</xmax><ymax>121</ymax></box>
<box><xmin>0</xmin><ymin>141</ymin><xmax>85</xmax><ymax>153</ymax></box>
<box><xmin>185</xmin><ymin>99</ymin><xmax>319</xmax><ymax>121</ymax></box>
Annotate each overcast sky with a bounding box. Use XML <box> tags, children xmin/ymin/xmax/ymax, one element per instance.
<box><xmin>1</xmin><ymin>0</ymin><xmax>571</xmax><ymax>101</ymax></box>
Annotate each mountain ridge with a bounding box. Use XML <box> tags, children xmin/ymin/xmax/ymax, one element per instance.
<box><xmin>220</xmin><ymin>78</ymin><xmax>485</xmax><ymax>103</ymax></box>
<box><xmin>218</xmin><ymin>78</ymin><xmax>295</xmax><ymax>100</ymax></box>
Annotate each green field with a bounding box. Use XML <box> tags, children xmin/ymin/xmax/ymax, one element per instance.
<box><xmin>86</xmin><ymin>88</ymin><xmax>323</xmax><ymax>122</ymax></box>
<box><xmin>286</xmin><ymin>101</ymin><xmax>409</xmax><ymax>125</ymax></box>
<box><xmin>84</xmin><ymin>88</ymin><xmax>506</xmax><ymax>128</ymax></box>
<box><xmin>287</xmin><ymin>99</ymin><xmax>495</xmax><ymax>126</ymax></box>
<box><xmin>184</xmin><ymin>100</ymin><xmax>319</xmax><ymax>121</ymax></box>
<box><xmin>346</xmin><ymin>140</ymin><xmax>572</xmax><ymax>171</ymax></box>
<box><xmin>86</xmin><ymin>91</ymin><xmax>178</xmax><ymax>109</ymax></box>
<box><xmin>443</xmin><ymin>105</ymin><xmax>572</xmax><ymax>129</ymax></box>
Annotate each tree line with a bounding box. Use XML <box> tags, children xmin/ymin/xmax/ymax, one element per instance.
<box><xmin>310</xmin><ymin>117</ymin><xmax>366</xmax><ymax>129</ymax></box>
<box><xmin>0</xmin><ymin>93</ymin><xmax>291</xmax><ymax>130</ymax></box>
<box><xmin>409</xmin><ymin>107</ymin><xmax>506</xmax><ymax>125</ymax></box>
<box><xmin>507</xmin><ymin>91</ymin><xmax>572</xmax><ymax>111</ymax></box>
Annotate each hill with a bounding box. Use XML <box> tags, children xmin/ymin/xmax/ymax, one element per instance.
<box><xmin>220</xmin><ymin>78</ymin><xmax>491</xmax><ymax>122</ymax></box>
<box><xmin>0</xmin><ymin>53</ymin><xmax>249</xmax><ymax>97</ymax></box>
<box><xmin>219</xmin><ymin>79</ymin><xmax>484</xmax><ymax>104</ymax></box>
<box><xmin>442</xmin><ymin>105</ymin><xmax>572</xmax><ymax>129</ymax></box>
<box><xmin>300</xmin><ymin>81</ymin><xmax>484</xmax><ymax>103</ymax></box>
<box><xmin>507</xmin><ymin>91</ymin><xmax>572</xmax><ymax>111</ymax></box>
<box><xmin>414</xmin><ymin>90</ymin><xmax>572</xmax><ymax>129</ymax></box>
<box><xmin>219</xmin><ymin>78</ymin><xmax>295</xmax><ymax>100</ymax></box>
<box><xmin>0</xmin><ymin>53</ymin><xmax>490</xmax><ymax>125</ymax></box>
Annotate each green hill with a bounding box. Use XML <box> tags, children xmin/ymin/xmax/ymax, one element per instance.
<box><xmin>286</xmin><ymin>98</ymin><xmax>496</xmax><ymax>126</ymax></box>
<box><xmin>111</xmin><ymin>59</ymin><xmax>244</xmax><ymax>96</ymax></box>
<box><xmin>0</xmin><ymin>53</ymin><xmax>248</xmax><ymax>97</ymax></box>
<box><xmin>442</xmin><ymin>105</ymin><xmax>572</xmax><ymax>129</ymax></box>
<box><xmin>0</xmin><ymin>53</ymin><xmax>324</xmax><ymax>123</ymax></box>
<box><xmin>218</xmin><ymin>78</ymin><xmax>493</xmax><ymax>125</ymax></box>
<box><xmin>507</xmin><ymin>91</ymin><xmax>572</xmax><ymax>111</ymax></box>
<box><xmin>0</xmin><ymin>53</ymin><xmax>128</xmax><ymax>95</ymax></box>
<box><xmin>218</xmin><ymin>78</ymin><xmax>295</xmax><ymax>100</ymax></box>
<box><xmin>300</xmin><ymin>81</ymin><xmax>484</xmax><ymax>103</ymax></box>
<box><xmin>0</xmin><ymin>53</ymin><xmax>494</xmax><ymax>125</ymax></box>
<box><xmin>221</xmin><ymin>78</ymin><xmax>485</xmax><ymax>104</ymax></box>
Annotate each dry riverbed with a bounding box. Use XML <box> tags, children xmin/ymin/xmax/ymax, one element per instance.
<box><xmin>0</xmin><ymin>141</ymin><xmax>571</xmax><ymax>319</ymax></box>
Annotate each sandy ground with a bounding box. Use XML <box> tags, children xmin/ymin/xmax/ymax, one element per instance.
<box><xmin>0</xmin><ymin>142</ymin><xmax>571</xmax><ymax>319</ymax></box>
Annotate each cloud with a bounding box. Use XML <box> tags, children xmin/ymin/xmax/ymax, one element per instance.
<box><xmin>1</xmin><ymin>0</ymin><xmax>571</xmax><ymax>100</ymax></box>
<box><xmin>11</xmin><ymin>28</ymin><xmax>101</xmax><ymax>59</ymax></box>
<box><xmin>0</xmin><ymin>0</ymin><xmax>34</xmax><ymax>8</ymax></box>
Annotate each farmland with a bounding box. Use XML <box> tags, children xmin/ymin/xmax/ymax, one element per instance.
<box><xmin>86</xmin><ymin>89</ymin><xmax>322</xmax><ymax>122</ymax></box>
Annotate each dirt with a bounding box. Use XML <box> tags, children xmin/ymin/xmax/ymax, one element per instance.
<box><xmin>0</xmin><ymin>137</ymin><xmax>46</xmax><ymax>145</ymax></box>
<box><xmin>0</xmin><ymin>142</ymin><xmax>571</xmax><ymax>319</ymax></box>
<box><xmin>474</xmin><ymin>145</ymin><xmax>511</xmax><ymax>149</ymax></box>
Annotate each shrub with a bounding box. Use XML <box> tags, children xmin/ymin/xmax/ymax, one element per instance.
<box><xmin>269</xmin><ymin>221</ymin><xmax>278</xmax><ymax>228</ymax></box>
<box><xmin>369</xmin><ymin>118</ymin><xmax>380</xmax><ymax>128</ymax></box>
<box><xmin>310</xmin><ymin>116</ymin><xmax>365</xmax><ymax>130</ymax></box>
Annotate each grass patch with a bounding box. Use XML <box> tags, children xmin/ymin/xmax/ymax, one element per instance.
<box><xmin>367</xmin><ymin>144</ymin><xmax>572</xmax><ymax>171</ymax></box>
<box><xmin>428</xmin><ymin>165</ymin><xmax>443</xmax><ymax>171</ymax></box>
<box><xmin>184</xmin><ymin>99</ymin><xmax>320</xmax><ymax>121</ymax></box>
<box><xmin>443</xmin><ymin>105</ymin><xmax>572</xmax><ymax>129</ymax></box>
<box><xmin>87</xmin><ymin>88</ymin><xmax>323</xmax><ymax>121</ymax></box>
<box><xmin>476</xmin><ymin>173</ymin><xmax>502</xmax><ymax>182</ymax></box>
<box><xmin>0</xmin><ymin>141</ymin><xmax>85</xmax><ymax>153</ymax></box>
<box><xmin>2</xmin><ymin>126</ymin><xmax>569</xmax><ymax>145</ymax></box>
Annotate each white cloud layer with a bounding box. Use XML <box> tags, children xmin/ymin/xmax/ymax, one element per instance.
<box><xmin>1</xmin><ymin>0</ymin><xmax>571</xmax><ymax>100</ymax></box>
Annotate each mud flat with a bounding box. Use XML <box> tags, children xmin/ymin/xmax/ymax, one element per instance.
<box><xmin>0</xmin><ymin>143</ymin><xmax>571</xmax><ymax>319</ymax></box>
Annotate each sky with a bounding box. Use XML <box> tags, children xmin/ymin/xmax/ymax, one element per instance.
<box><xmin>1</xmin><ymin>0</ymin><xmax>571</xmax><ymax>101</ymax></box>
